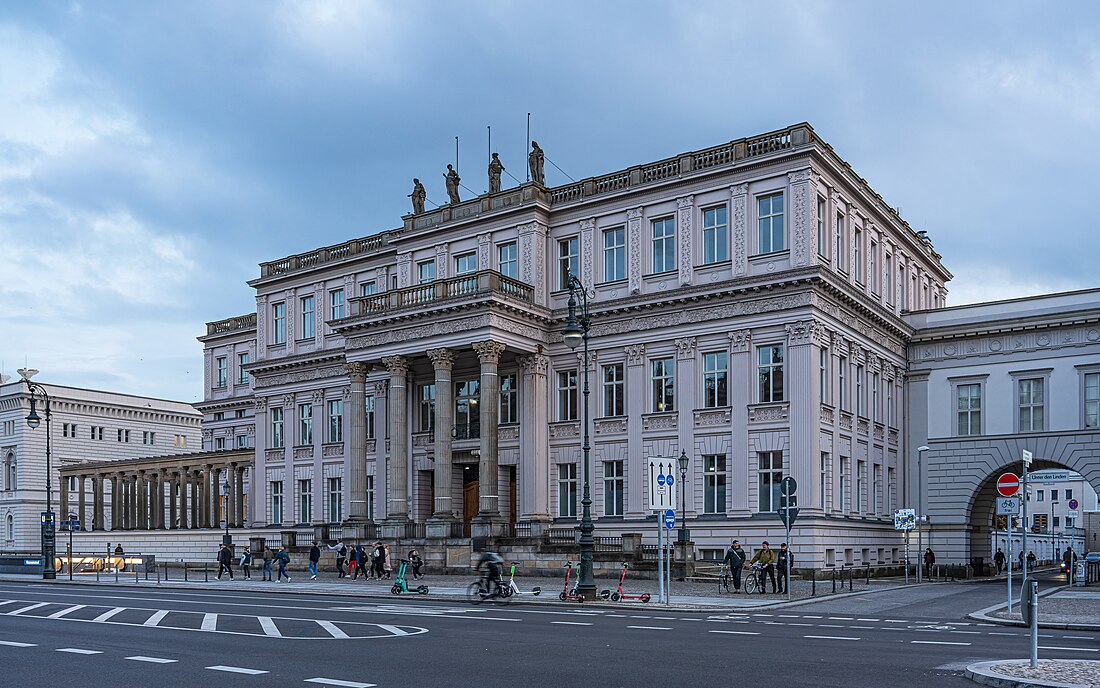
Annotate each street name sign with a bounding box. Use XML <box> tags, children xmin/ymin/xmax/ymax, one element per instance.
<box><xmin>647</xmin><ymin>457</ymin><xmax>677</xmax><ymax>511</ymax></box>
<box><xmin>996</xmin><ymin>497</ymin><xmax>1021</xmax><ymax>515</ymax></box>
<box><xmin>1027</xmin><ymin>470</ymin><xmax>1074</xmax><ymax>484</ymax></box>
<box><xmin>997</xmin><ymin>473</ymin><xmax>1021</xmax><ymax>497</ymax></box>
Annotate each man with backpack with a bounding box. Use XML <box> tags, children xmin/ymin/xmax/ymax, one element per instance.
<box><xmin>276</xmin><ymin>546</ymin><xmax>292</xmax><ymax>582</ymax></box>
<box><xmin>328</xmin><ymin>540</ymin><xmax>348</xmax><ymax>578</ymax></box>
<box><xmin>722</xmin><ymin>540</ymin><xmax>747</xmax><ymax>593</ymax></box>
<box><xmin>216</xmin><ymin>543</ymin><xmax>234</xmax><ymax>580</ymax></box>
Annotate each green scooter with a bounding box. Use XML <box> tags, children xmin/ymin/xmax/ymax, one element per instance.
<box><xmin>390</xmin><ymin>559</ymin><xmax>429</xmax><ymax>595</ymax></box>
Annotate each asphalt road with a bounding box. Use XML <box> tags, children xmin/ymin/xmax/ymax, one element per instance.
<box><xmin>0</xmin><ymin>574</ymin><xmax>1093</xmax><ymax>688</ymax></box>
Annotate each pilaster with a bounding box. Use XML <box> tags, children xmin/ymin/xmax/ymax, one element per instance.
<box><xmin>676</xmin><ymin>195</ymin><xmax>694</xmax><ymax>286</ymax></box>
<box><xmin>518</xmin><ymin>354</ymin><xmax>551</xmax><ymax>522</ymax></box>
<box><xmin>730</xmin><ymin>184</ymin><xmax>748</xmax><ymax>276</ymax></box>
<box><xmin>426</xmin><ymin>349</ymin><xmax>457</xmax><ymax>532</ymax></box>
<box><xmin>382</xmin><ymin>356</ymin><xmax>410</xmax><ymax>524</ymax></box>
<box><xmin>728</xmin><ymin>329</ymin><xmax>752</xmax><ymax>516</ymax></box>
<box><xmin>625</xmin><ymin>344</ymin><xmax>647</xmax><ymax>517</ymax></box>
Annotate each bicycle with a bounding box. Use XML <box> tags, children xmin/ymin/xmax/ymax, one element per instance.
<box><xmin>744</xmin><ymin>563</ymin><xmax>763</xmax><ymax>594</ymax></box>
<box><xmin>466</xmin><ymin>571</ymin><xmax>511</xmax><ymax>605</ymax></box>
<box><xmin>718</xmin><ymin>563</ymin><xmax>731</xmax><ymax>594</ymax></box>
<box><xmin>718</xmin><ymin>563</ymin><xmax>757</xmax><ymax>594</ymax></box>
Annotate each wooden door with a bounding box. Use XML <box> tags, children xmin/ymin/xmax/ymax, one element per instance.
<box><xmin>463</xmin><ymin>481</ymin><xmax>479</xmax><ymax>537</ymax></box>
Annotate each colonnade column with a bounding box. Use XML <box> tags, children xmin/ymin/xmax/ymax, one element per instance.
<box><xmin>111</xmin><ymin>473</ymin><xmax>121</xmax><ymax>530</ymax></box>
<box><xmin>382</xmin><ymin>356</ymin><xmax>410</xmax><ymax>523</ymax></box>
<box><xmin>345</xmin><ymin>362</ymin><xmax>370</xmax><ymax>537</ymax></box>
<box><xmin>179</xmin><ymin>468</ymin><xmax>189</xmax><ymax>529</ymax></box>
<box><xmin>169</xmin><ymin>471</ymin><xmax>178</xmax><ymax>529</ymax></box>
<box><xmin>226</xmin><ymin>463</ymin><xmax>237</xmax><ymax>528</ymax></box>
<box><xmin>60</xmin><ymin>477</ymin><xmax>69</xmax><ymax>521</ymax></box>
<box><xmin>474</xmin><ymin>341</ymin><xmax>505</xmax><ymax>528</ymax></box>
<box><xmin>156</xmin><ymin>469</ymin><xmax>167</xmax><ymax>529</ymax></box>
<box><xmin>427</xmin><ymin>349</ymin><xmax>456</xmax><ymax>528</ymax></box>
<box><xmin>518</xmin><ymin>354</ymin><xmax>551</xmax><ymax>523</ymax></box>
<box><xmin>77</xmin><ymin>475</ymin><xmax>87</xmax><ymax>527</ymax></box>
<box><xmin>235</xmin><ymin>465</ymin><xmax>245</xmax><ymax>527</ymax></box>
<box><xmin>92</xmin><ymin>476</ymin><xmax>104</xmax><ymax>531</ymax></box>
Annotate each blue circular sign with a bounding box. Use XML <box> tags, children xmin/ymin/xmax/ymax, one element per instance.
<box><xmin>665</xmin><ymin>508</ymin><xmax>676</xmax><ymax>520</ymax></box>
<box><xmin>657</xmin><ymin>474</ymin><xmax>666</xmax><ymax>486</ymax></box>
<box><xmin>666</xmin><ymin>474</ymin><xmax>675</xmax><ymax>486</ymax></box>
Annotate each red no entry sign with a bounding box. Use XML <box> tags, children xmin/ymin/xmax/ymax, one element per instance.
<box><xmin>997</xmin><ymin>472</ymin><xmax>1021</xmax><ymax>497</ymax></box>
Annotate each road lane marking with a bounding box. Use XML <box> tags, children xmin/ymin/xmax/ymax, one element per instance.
<box><xmin>818</xmin><ymin>624</ymin><xmax>843</xmax><ymax>628</ymax></box>
<box><xmin>1038</xmin><ymin>646</ymin><xmax>1098</xmax><ymax>652</ymax></box>
<box><xmin>551</xmin><ymin>621</ymin><xmax>593</xmax><ymax>626</ymax></box>
<box><xmin>709</xmin><ymin>630</ymin><xmax>759</xmax><ymax>635</ymax></box>
<box><xmin>206</xmin><ymin>666</ymin><xmax>269</xmax><ymax>675</ymax></box>
<box><xmin>92</xmin><ymin>607</ymin><xmax>127</xmax><ymax>623</ymax></box>
<box><xmin>7</xmin><ymin>602</ymin><xmax>49</xmax><ymax>616</ymax></box>
<box><xmin>849</xmin><ymin>626</ymin><xmax>874</xmax><ymax>630</ymax></box>
<box><xmin>376</xmin><ymin>625</ymin><xmax>411</xmax><ymax>637</ymax></box>
<box><xmin>57</xmin><ymin>648</ymin><xmax>103</xmax><ymax>654</ymax></box>
<box><xmin>912</xmin><ymin>641</ymin><xmax>971</xmax><ymax>646</ymax></box>
<box><xmin>143</xmin><ymin>610</ymin><xmax>170</xmax><ymax>626</ymax></box>
<box><xmin>1063</xmin><ymin>636</ymin><xmax>1095</xmax><ymax>640</ymax></box>
<box><xmin>884</xmin><ymin>619</ymin><xmax>908</xmax><ymax>623</ymax></box>
<box><xmin>304</xmin><ymin>679</ymin><xmax>377</xmax><ymax>688</ymax></box>
<box><xmin>317</xmin><ymin>620</ymin><xmax>350</xmax><ymax>639</ymax></box>
<box><xmin>0</xmin><ymin>641</ymin><xmax>36</xmax><ymax>647</ymax></box>
<box><xmin>606</xmin><ymin>614</ymin><xmax>627</xmax><ymax>618</ymax></box>
<box><xmin>804</xmin><ymin>635</ymin><xmax>860</xmax><ymax>641</ymax></box>
<box><xmin>627</xmin><ymin>626</ymin><xmax>672</xmax><ymax>630</ymax></box>
<box><xmin>258</xmin><ymin>616</ymin><xmax>281</xmax><ymax>637</ymax></box>
<box><xmin>47</xmin><ymin>605</ymin><xmax>86</xmax><ymax>619</ymax></box>
<box><xmin>788</xmin><ymin>623</ymin><xmax>813</xmax><ymax>627</ymax></box>
<box><xmin>950</xmin><ymin>631</ymin><xmax>980</xmax><ymax>635</ymax></box>
<box><xmin>857</xmin><ymin>618</ymin><xmax>880</xmax><ymax>622</ymax></box>
<box><xmin>802</xmin><ymin>615</ymin><xmax>822</xmax><ymax>619</ymax></box>
<box><xmin>989</xmin><ymin>632</ymin><xmax>1018</xmax><ymax>636</ymax></box>
<box><xmin>778</xmin><ymin>614</ymin><xmax>799</xmax><ymax>618</ymax></box>
<box><xmin>126</xmin><ymin>656</ymin><xmax>178</xmax><ymax>664</ymax></box>
<box><xmin>201</xmin><ymin>613</ymin><xmax>218</xmax><ymax>631</ymax></box>
<box><xmin>827</xmin><ymin>616</ymin><xmax>853</xmax><ymax>620</ymax></box>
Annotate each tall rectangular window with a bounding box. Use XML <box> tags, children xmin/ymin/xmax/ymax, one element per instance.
<box><xmin>820</xmin><ymin>453</ymin><xmax>830</xmax><ymax>509</ymax></box>
<box><xmin>557</xmin><ymin>370</ymin><xmax>578</xmax><ymax>421</ymax></box>
<box><xmin>271</xmin><ymin>481</ymin><xmax>284</xmax><ymax>525</ymax></box>
<box><xmin>603</xmin><ymin>461</ymin><xmax>624</xmax><ymax>517</ymax></box>
<box><xmin>498</xmin><ymin>242</ymin><xmax>518</xmax><ymax>278</ymax></box>
<box><xmin>838</xmin><ymin>356</ymin><xmax>848</xmax><ymax>411</ymax></box>
<box><xmin>887</xmin><ymin>380</ymin><xmax>895</xmax><ymax>426</ymax></box>
<box><xmin>758</xmin><ymin>451</ymin><xmax>783</xmax><ymax>512</ymax></box>
<box><xmin>856</xmin><ymin>460</ymin><xmax>866</xmax><ymax>513</ymax></box>
<box><xmin>298</xmin><ymin>479</ymin><xmax>312</xmax><ymax>523</ymax></box>
<box><xmin>454</xmin><ymin>252</ymin><xmax>477</xmax><ymax>275</ymax></box>
<box><xmin>558</xmin><ymin>463</ymin><xmax>577</xmax><ymax>518</ymax></box>
<box><xmin>360</xmin><ymin>281</ymin><xmax>377</xmax><ymax>297</ymax></box>
<box><xmin>454</xmin><ymin>380</ymin><xmax>478</xmax><ymax>437</ymax></box>
<box><xmin>1018</xmin><ymin>378</ymin><xmax>1045</xmax><ymax>432</ymax></box>
<box><xmin>298</xmin><ymin>404</ymin><xmax>313</xmax><ymax>445</ymax></box>
<box><xmin>887</xmin><ymin>467</ymin><xmax>896</xmax><ymax>513</ymax></box>
<box><xmin>869</xmin><ymin>242</ymin><xmax>878</xmax><ymax>294</ymax></box>
<box><xmin>819</xmin><ymin>348</ymin><xmax>829</xmax><ymax>404</ymax></box>
<box><xmin>327</xmin><ymin>399</ymin><xmax>343</xmax><ymax>443</ymax></box>
<box><xmin>704</xmin><ymin>454</ymin><xmax>727</xmax><ymax>514</ymax></box>
<box><xmin>839</xmin><ymin>457</ymin><xmax>849</xmax><ymax>512</ymax></box>
<box><xmin>853</xmin><ymin>228</ymin><xmax>863</xmax><ymax>283</ymax></box>
<box><xmin>237</xmin><ymin>352</ymin><xmax>249</xmax><ymax>384</ymax></box>
<box><xmin>651</xmin><ymin>218</ymin><xmax>675</xmax><ymax>273</ymax></box>
<box><xmin>418</xmin><ymin>260</ymin><xmax>435</xmax><ymax>284</ymax></box>
<box><xmin>757</xmin><ymin>193</ymin><xmax>784</xmax><ymax>254</ymax></box>
<box><xmin>856</xmin><ymin>364</ymin><xmax>865</xmax><ymax>416</ymax></box>
<box><xmin>216</xmin><ymin>357</ymin><xmax>227</xmax><ymax>388</ymax></box>
<box><xmin>500</xmin><ymin>374</ymin><xmax>518</xmax><ymax>424</ymax></box>
<box><xmin>651</xmin><ymin>358</ymin><xmax>675</xmax><ymax>412</ymax></box>
<box><xmin>366</xmin><ymin>476</ymin><xmax>375</xmax><ymax>520</ymax></box>
<box><xmin>703</xmin><ymin>352</ymin><xmax>728</xmax><ymax>408</ymax></box>
<box><xmin>1085</xmin><ymin>372</ymin><xmax>1099</xmax><ymax>428</ymax></box>
<box><xmin>272</xmin><ymin>302</ymin><xmax>286</xmax><ymax>344</ymax></box>
<box><xmin>836</xmin><ymin>212</ymin><xmax>846</xmax><ymax>271</ymax></box>
<box><xmin>872</xmin><ymin>372</ymin><xmax>880</xmax><ymax>422</ymax></box>
<box><xmin>757</xmin><ymin>345</ymin><xmax>784</xmax><ymax>403</ymax></box>
<box><xmin>299</xmin><ymin>295</ymin><xmax>315</xmax><ymax>339</ymax></box>
<box><xmin>873</xmin><ymin>464</ymin><xmax>882</xmax><ymax>515</ymax></box>
<box><xmin>702</xmin><ymin>206</ymin><xmax>728</xmax><ymax>264</ymax></box>
<box><xmin>899</xmin><ymin>264</ymin><xmax>907</xmax><ymax>309</ymax></box>
<box><xmin>558</xmin><ymin>237</ymin><xmax>578</xmax><ymax>288</ymax></box>
<box><xmin>957</xmin><ymin>383</ymin><xmax>982</xmax><ymax>436</ymax></box>
<box><xmin>603</xmin><ymin>227</ymin><xmax>626</xmax><ymax>281</ymax></box>
<box><xmin>364</xmin><ymin>394</ymin><xmax>376</xmax><ymax>440</ymax></box>
<box><xmin>602</xmin><ymin>363</ymin><xmax>625</xmax><ymax>417</ymax></box>
<box><xmin>327</xmin><ymin>477</ymin><xmax>342</xmax><ymax>523</ymax></box>
<box><xmin>816</xmin><ymin>196</ymin><xmax>827</xmax><ymax>258</ymax></box>
<box><xmin>419</xmin><ymin>384</ymin><xmax>436</xmax><ymax>432</ymax></box>
<box><xmin>330</xmin><ymin>288</ymin><xmax>345</xmax><ymax>320</ymax></box>
<box><xmin>884</xmin><ymin>253</ymin><xmax>893</xmax><ymax>305</ymax></box>
<box><xmin>270</xmin><ymin>407</ymin><xmax>284</xmax><ymax>448</ymax></box>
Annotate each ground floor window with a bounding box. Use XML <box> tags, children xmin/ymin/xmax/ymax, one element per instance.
<box><xmin>327</xmin><ymin>477</ymin><xmax>342</xmax><ymax>523</ymax></box>
<box><xmin>603</xmin><ymin>461</ymin><xmax>624</xmax><ymax>517</ymax></box>
<box><xmin>757</xmin><ymin>451</ymin><xmax>782</xmax><ymax>512</ymax></box>
<box><xmin>703</xmin><ymin>454</ymin><xmax>726</xmax><ymax>514</ymax></box>
<box><xmin>558</xmin><ymin>463</ymin><xmax>577</xmax><ymax>518</ymax></box>
<box><xmin>271</xmin><ymin>481</ymin><xmax>283</xmax><ymax>525</ymax></box>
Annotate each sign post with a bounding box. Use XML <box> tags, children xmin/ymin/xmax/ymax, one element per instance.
<box><xmin>1021</xmin><ymin>450</ymin><xmax>1033</xmax><ymax>591</ymax></box>
<box><xmin>997</xmin><ymin>496</ymin><xmax>1020</xmax><ymax>613</ymax></box>
<box><xmin>894</xmin><ymin>508</ymin><xmax>916</xmax><ymax>583</ymax></box>
<box><xmin>664</xmin><ymin>509</ymin><xmax>675</xmax><ymax>605</ymax></box>
<box><xmin>777</xmin><ymin>477</ymin><xmax>798</xmax><ymax>602</ymax></box>
<box><xmin>648</xmin><ymin>458</ymin><xmax>677</xmax><ymax>605</ymax></box>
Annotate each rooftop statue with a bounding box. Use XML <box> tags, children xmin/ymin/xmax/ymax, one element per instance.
<box><xmin>488</xmin><ymin>153</ymin><xmax>505</xmax><ymax>194</ymax></box>
<box><xmin>528</xmin><ymin>141</ymin><xmax>545</xmax><ymax>186</ymax></box>
<box><xmin>408</xmin><ymin>178</ymin><xmax>426</xmax><ymax>214</ymax></box>
<box><xmin>444</xmin><ymin>164</ymin><xmax>461</xmax><ymax>204</ymax></box>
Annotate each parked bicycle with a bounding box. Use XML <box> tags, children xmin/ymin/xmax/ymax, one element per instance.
<box><xmin>719</xmin><ymin>563</ymin><xmax>757</xmax><ymax>594</ymax></box>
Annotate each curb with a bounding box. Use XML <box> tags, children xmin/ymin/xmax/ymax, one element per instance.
<box><xmin>967</xmin><ymin>586</ymin><xmax>1100</xmax><ymax>632</ymax></box>
<box><xmin>964</xmin><ymin>660</ymin><xmax>1100</xmax><ymax>688</ymax></box>
<box><xmin>0</xmin><ymin>574</ymin><xmax>890</xmax><ymax>613</ymax></box>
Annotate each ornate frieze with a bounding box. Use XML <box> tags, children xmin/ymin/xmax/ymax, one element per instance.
<box><xmin>322</xmin><ymin>444</ymin><xmax>343</xmax><ymax>457</ymax></box>
<box><xmin>589</xmin><ymin>293</ymin><xmax>810</xmax><ymax>339</ymax></box>
<box><xmin>642</xmin><ymin>412</ymin><xmax>677</xmax><ymax>431</ymax></box>
<box><xmin>498</xmin><ymin>426</ymin><xmax>520</xmax><ymax>441</ymax></box>
<box><xmin>694</xmin><ymin>409</ymin><xmax>731</xmax><ymax>427</ymax></box>
<box><xmin>265</xmin><ymin>449</ymin><xmax>285</xmax><ymax>462</ymax></box>
<box><xmin>549</xmin><ymin>422</ymin><xmax>580</xmax><ymax>439</ymax></box>
<box><xmin>748</xmin><ymin>403</ymin><xmax>788</xmax><ymax>423</ymax></box>
<box><xmin>594</xmin><ymin>418</ymin><xmax>628</xmax><ymax>435</ymax></box>
<box><xmin>254</xmin><ymin>365</ymin><xmax>347</xmax><ymax>390</ymax></box>
<box><xmin>293</xmin><ymin>447</ymin><xmax>313</xmax><ymax>459</ymax></box>
<box><xmin>677</xmin><ymin>195</ymin><xmax>694</xmax><ymax>286</ymax></box>
<box><xmin>346</xmin><ymin>313</ymin><xmax>548</xmax><ymax>350</ymax></box>
<box><xmin>912</xmin><ymin>325</ymin><xmax>1100</xmax><ymax>364</ymax></box>
<box><xmin>412</xmin><ymin>433</ymin><xmax>432</xmax><ymax>448</ymax></box>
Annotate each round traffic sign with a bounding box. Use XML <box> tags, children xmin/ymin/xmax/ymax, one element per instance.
<box><xmin>996</xmin><ymin>472</ymin><xmax>1021</xmax><ymax>497</ymax></box>
<box><xmin>657</xmin><ymin>474</ymin><xmax>666</xmax><ymax>486</ymax></box>
<box><xmin>1068</xmin><ymin>499</ymin><xmax>1079</xmax><ymax>511</ymax></box>
<box><xmin>666</xmin><ymin>474</ymin><xmax>675</xmax><ymax>487</ymax></box>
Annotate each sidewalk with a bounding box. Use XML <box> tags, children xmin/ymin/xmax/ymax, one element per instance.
<box><xmin>966</xmin><ymin>659</ymin><xmax>1100</xmax><ymax>688</ymax></box>
<box><xmin>969</xmin><ymin>586</ymin><xmax>1100</xmax><ymax>632</ymax></box>
<box><xmin>0</xmin><ymin>570</ymin><xmax>888</xmax><ymax>612</ymax></box>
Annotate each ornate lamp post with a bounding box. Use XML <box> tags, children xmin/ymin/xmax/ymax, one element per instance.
<box><xmin>222</xmin><ymin>477</ymin><xmax>232</xmax><ymax>546</ymax></box>
<box><xmin>677</xmin><ymin>450</ymin><xmax>689</xmax><ymax>543</ymax></box>
<box><xmin>562</xmin><ymin>274</ymin><xmax>596</xmax><ymax>600</ymax></box>
<box><xmin>18</xmin><ymin>368</ymin><xmax>57</xmax><ymax>580</ymax></box>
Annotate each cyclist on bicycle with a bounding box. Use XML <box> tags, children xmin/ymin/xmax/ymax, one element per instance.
<box><xmin>476</xmin><ymin>548</ymin><xmax>505</xmax><ymax>594</ymax></box>
<box><xmin>722</xmin><ymin>539</ymin><xmax>747</xmax><ymax>593</ymax></box>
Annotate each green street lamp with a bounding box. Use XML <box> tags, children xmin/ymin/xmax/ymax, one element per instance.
<box><xmin>19</xmin><ymin>368</ymin><xmax>57</xmax><ymax>580</ymax></box>
<box><xmin>562</xmin><ymin>274</ymin><xmax>595</xmax><ymax>600</ymax></box>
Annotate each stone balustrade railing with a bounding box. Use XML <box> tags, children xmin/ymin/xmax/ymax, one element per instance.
<box><xmin>259</xmin><ymin>231</ymin><xmax>400</xmax><ymax>278</ymax></box>
<box><xmin>345</xmin><ymin>270</ymin><xmax>533</xmax><ymax>318</ymax></box>
<box><xmin>205</xmin><ymin>312</ymin><xmax>257</xmax><ymax>336</ymax></box>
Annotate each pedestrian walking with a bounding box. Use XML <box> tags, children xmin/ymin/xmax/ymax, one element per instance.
<box><xmin>1026</xmin><ymin>551</ymin><xmax>1037</xmax><ymax>570</ymax></box>
<box><xmin>1019</xmin><ymin>549</ymin><xmax>1026</xmax><ymax>571</ymax></box>
<box><xmin>328</xmin><ymin>540</ymin><xmax>347</xmax><ymax>578</ymax></box>
<box><xmin>776</xmin><ymin>543</ymin><xmax>793</xmax><ymax>594</ymax></box>
<box><xmin>722</xmin><ymin>540</ymin><xmax>747</xmax><ymax>593</ymax></box>
<box><xmin>749</xmin><ymin>541</ymin><xmax>777</xmax><ymax>594</ymax></box>
<box><xmin>408</xmin><ymin>549</ymin><xmax>424</xmax><ymax>580</ymax></box>
<box><xmin>262</xmin><ymin>546</ymin><xmax>274</xmax><ymax>581</ymax></box>
<box><xmin>216</xmin><ymin>543</ymin><xmax>234</xmax><ymax>580</ymax></box>
<box><xmin>923</xmin><ymin>547</ymin><xmax>935</xmax><ymax>579</ymax></box>
<box><xmin>240</xmin><ymin>547</ymin><xmax>253</xmax><ymax>580</ymax></box>
<box><xmin>349</xmin><ymin>544</ymin><xmax>361</xmax><ymax>579</ymax></box>
<box><xmin>371</xmin><ymin>542</ymin><xmax>385</xmax><ymax>579</ymax></box>
<box><xmin>308</xmin><ymin>540</ymin><xmax>322</xmax><ymax>580</ymax></box>
<box><xmin>383</xmin><ymin>543</ymin><xmax>393</xmax><ymax>579</ymax></box>
<box><xmin>276</xmin><ymin>546</ymin><xmax>292</xmax><ymax>582</ymax></box>
<box><xmin>994</xmin><ymin>548</ymin><xmax>1006</xmax><ymax>574</ymax></box>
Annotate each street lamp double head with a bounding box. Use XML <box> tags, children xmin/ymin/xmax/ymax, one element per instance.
<box><xmin>222</xmin><ymin>478</ymin><xmax>232</xmax><ymax>546</ymax></box>
<box><xmin>561</xmin><ymin>274</ymin><xmax>596</xmax><ymax>599</ymax></box>
<box><xmin>18</xmin><ymin>367</ymin><xmax>57</xmax><ymax>580</ymax></box>
<box><xmin>677</xmin><ymin>449</ymin><xmax>689</xmax><ymax>543</ymax></box>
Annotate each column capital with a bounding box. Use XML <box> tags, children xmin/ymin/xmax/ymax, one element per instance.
<box><xmin>518</xmin><ymin>353</ymin><xmax>550</xmax><ymax>375</ymax></box>
<box><xmin>472</xmin><ymin>340</ymin><xmax>506</xmax><ymax>364</ymax></box>
<box><xmin>675</xmin><ymin>337</ymin><xmax>697</xmax><ymax>360</ymax></box>
<box><xmin>625</xmin><ymin>345</ymin><xmax>646</xmax><ymax>367</ymax></box>
<box><xmin>345</xmin><ymin>361</ymin><xmax>369</xmax><ymax>382</ymax></box>
<box><xmin>728</xmin><ymin>329</ymin><xmax>752</xmax><ymax>353</ymax></box>
<box><xmin>426</xmin><ymin>348</ymin><xmax>456</xmax><ymax>370</ymax></box>
<box><xmin>785</xmin><ymin>320</ymin><xmax>818</xmax><ymax>347</ymax></box>
<box><xmin>381</xmin><ymin>355</ymin><xmax>409</xmax><ymax>376</ymax></box>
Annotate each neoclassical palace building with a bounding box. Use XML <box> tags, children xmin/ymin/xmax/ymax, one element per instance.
<box><xmin>198</xmin><ymin>122</ymin><xmax>953</xmax><ymax>566</ymax></box>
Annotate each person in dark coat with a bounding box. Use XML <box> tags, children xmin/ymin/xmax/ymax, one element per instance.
<box><xmin>308</xmin><ymin>540</ymin><xmax>321</xmax><ymax>580</ymax></box>
<box><xmin>216</xmin><ymin>543</ymin><xmax>234</xmax><ymax>580</ymax></box>
<box><xmin>994</xmin><ymin>548</ymin><xmax>1006</xmax><ymax>574</ymax></box>
<box><xmin>776</xmin><ymin>543</ymin><xmax>793</xmax><ymax>594</ymax></box>
<box><xmin>722</xmin><ymin>540</ymin><xmax>747</xmax><ymax>593</ymax></box>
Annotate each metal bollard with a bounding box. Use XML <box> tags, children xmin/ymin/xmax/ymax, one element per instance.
<box><xmin>831</xmin><ymin>568</ymin><xmax>837</xmax><ymax>593</ymax></box>
<box><xmin>184</xmin><ymin>564</ymin><xmax>188</xmax><ymax>582</ymax></box>
<box><xmin>115</xmin><ymin>564</ymin><xmax>119</xmax><ymax>583</ymax></box>
<box><xmin>848</xmin><ymin>568</ymin><xmax>853</xmax><ymax>591</ymax></box>
<box><xmin>865</xmin><ymin>564</ymin><xmax>871</xmax><ymax>585</ymax></box>
<box><xmin>204</xmin><ymin>563</ymin><xmax>209</xmax><ymax>582</ymax></box>
<box><xmin>811</xmin><ymin>573</ymin><xmax>816</xmax><ymax>597</ymax></box>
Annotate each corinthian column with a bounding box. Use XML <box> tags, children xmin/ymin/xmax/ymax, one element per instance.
<box><xmin>344</xmin><ymin>361</ymin><xmax>370</xmax><ymax>538</ymax></box>
<box><xmin>473</xmin><ymin>341</ymin><xmax>505</xmax><ymax>529</ymax></box>
<box><xmin>426</xmin><ymin>349</ymin><xmax>456</xmax><ymax>527</ymax></box>
<box><xmin>382</xmin><ymin>356</ymin><xmax>410</xmax><ymax>523</ymax></box>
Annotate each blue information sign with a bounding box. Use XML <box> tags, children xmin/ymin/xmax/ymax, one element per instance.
<box><xmin>657</xmin><ymin>474</ymin><xmax>666</xmax><ymax>486</ymax></box>
<box><xmin>666</xmin><ymin>474</ymin><xmax>675</xmax><ymax>487</ymax></box>
<box><xmin>663</xmin><ymin>508</ymin><xmax>676</xmax><ymax>529</ymax></box>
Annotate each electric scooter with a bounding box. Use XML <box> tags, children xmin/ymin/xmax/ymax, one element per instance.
<box><xmin>600</xmin><ymin>562</ymin><xmax>651</xmax><ymax>602</ymax></box>
<box><xmin>502</xmin><ymin>562</ymin><xmax>541</xmax><ymax>597</ymax></box>
<box><xmin>390</xmin><ymin>559</ymin><xmax>429</xmax><ymax>595</ymax></box>
<box><xmin>558</xmin><ymin>562</ymin><xmax>585</xmax><ymax>603</ymax></box>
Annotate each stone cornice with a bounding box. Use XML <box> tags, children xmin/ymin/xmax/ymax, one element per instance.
<box><xmin>909</xmin><ymin>322</ymin><xmax>1100</xmax><ymax>365</ymax></box>
<box><xmin>246</xmin><ymin>350</ymin><xmax>346</xmax><ymax>378</ymax></box>
<box><xmin>57</xmin><ymin>449</ymin><xmax>253</xmax><ymax>475</ymax></box>
<box><xmin>193</xmin><ymin>396</ymin><xmax>256</xmax><ymax>413</ymax></box>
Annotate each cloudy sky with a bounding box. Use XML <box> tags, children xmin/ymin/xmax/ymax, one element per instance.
<box><xmin>1</xmin><ymin>1</ymin><xmax>1097</xmax><ymax>402</ymax></box>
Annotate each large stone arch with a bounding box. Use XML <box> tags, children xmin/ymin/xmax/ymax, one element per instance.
<box><xmin>923</xmin><ymin>432</ymin><xmax>1100</xmax><ymax>566</ymax></box>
